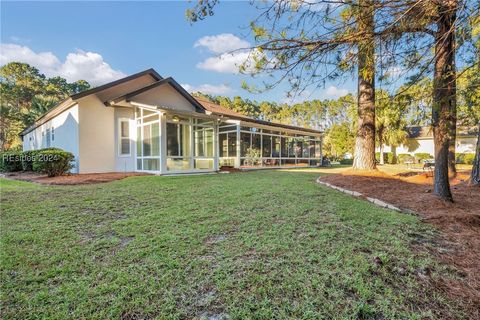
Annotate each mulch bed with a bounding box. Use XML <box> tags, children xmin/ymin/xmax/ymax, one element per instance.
<box><xmin>319</xmin><ymin>169</ymin><xmax>480</xmax><ymax>315</ymax></box>
<box><xmin>2</xmin><ymin>172</ymin><xmax>148</xmax><ymax>185</ymax></box>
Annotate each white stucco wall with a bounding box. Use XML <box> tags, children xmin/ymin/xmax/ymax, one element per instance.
<box><xmin>22</xmin><ymin>104</ymin><xmax>80</xmax><ymax>172</ymax></box>
<box><xmin>378</xmin><ymin>136</ymin><xmax>477</xmax><ymax>155</ymax></box>
<box><xmin>456</xmin><ymin>137</ymin><xmax>477</xmax><ymax>153</ymax></box>
<box><xmin>77</xmin><ymin>95</ymin><xmax>116</xmax><ymax>173</ymax></box>
<box><xmin>129</xmin><ymin>84</ymin><xmax>196</xmax><ymax>112</ymax></box>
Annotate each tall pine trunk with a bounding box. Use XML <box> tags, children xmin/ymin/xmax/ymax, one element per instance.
<box><xmin>432</xmin><ymin>1</ymin><xmax>456</xmax><ymax>202</ymax></box>
<box><xmin>448</xmin><ymin>92</ymin><xmax>457</xmax><ymax>177</ymax></box>
<box><xmin>353</xmin><ymin>0</ymin><xmax>376</xmax><ymax>171</ymax></box>
<box><xmin>470</xmin><ymin>124</ymin><xmax>480</xmax><ymax>186</ymax></box>
<box><xmin>378</xmin><ymin>125</ymin><xmax>384</xmax><ymax>165</ymax></box>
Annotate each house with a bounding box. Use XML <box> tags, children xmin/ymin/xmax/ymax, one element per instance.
<box><xmin>378</xmin><ymin>126</ymin><xmax>478</xmax><ymax>156</ymax></box>
<box><xmin>20</xmin><ymin>69</ymin><xmax>323</xmax><ymax>174</ymax></box>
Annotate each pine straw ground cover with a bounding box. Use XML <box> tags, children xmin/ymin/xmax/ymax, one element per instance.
<box><xmin>319</xmin><ymin>167</ymin><xmax>480</xmax><ymax>318</ymax></box>
<box><xmin>0</xmin><ymin>169</ymin><xmax>471</xmax><ymax>319</ymax></box>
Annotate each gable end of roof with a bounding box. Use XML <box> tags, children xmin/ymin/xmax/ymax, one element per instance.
<box><xmin>70</xmin><ymin>68</ymin><xmax>162</xmax><ymax>100</ymax></box>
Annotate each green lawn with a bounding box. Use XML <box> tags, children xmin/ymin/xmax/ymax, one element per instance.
<box><xmin>0</xmin><ymin>169</ymin><xmax>463</xmax><ymax>319</ymax></box>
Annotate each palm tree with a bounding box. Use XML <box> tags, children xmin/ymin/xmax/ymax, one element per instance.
<box><xmin>376</xmin><ymin>91</ymin><xmax>408</xmax><ymax>164</ymax></box>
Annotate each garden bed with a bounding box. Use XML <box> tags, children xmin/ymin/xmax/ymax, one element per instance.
<box><xmin>2</xmin><ymin>171</ymin><xmax>147</xmax><ymax>185</ymax></box>
<box><xmin>318</xmin><ymin>169</ymin><xmax>480</xmax><ymax>313</ymax></box>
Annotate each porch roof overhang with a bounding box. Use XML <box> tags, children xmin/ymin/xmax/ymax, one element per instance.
<box><xmin>107</xmin><ymin>99</ymin><xmax>224</xmax><ymax>121</ymax></box>
<box><xmin>107</xmin><ymin>99</ymin><xmax>322</xmax><ymax>137</ymax></box>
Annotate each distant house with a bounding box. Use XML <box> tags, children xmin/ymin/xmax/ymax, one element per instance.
<box><xmin>379</xmin><ymin>126</ymin><xmax>478</xmax><ymax>156</ymax></box>
<box><xmin>20</xmin><ymin>69</ymin><xmax>322</xmax><ymax>174</ymax></box>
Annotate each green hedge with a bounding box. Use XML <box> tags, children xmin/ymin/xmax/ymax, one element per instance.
<box><xmin>21</xmin><ymin>148</ymin><xmax>62</xmax><ymax>171</ymax></box>
<box><xmin>1</xmin><ymin>148</ymin><xmax>74</xmax><ymax>176</ymax></box>
<box><xmin>32</xmin><ymin>149</ymin><xmax>75</xmax><ymax>177</ymax></box>
<box><xmin>398</xmin><ymin>153</ymin><xmax>414</xmax><ymax>164</ymax></box>
<box><xmin>0</xmin><ymin>151</ymin><xmax>23</xmax><ymax>172</ymax></box>
<box><xmin>340</xmin><ymin>158</ymin><xmax>353</xmax><ymax>165</ymax></box>
<box><xmin>456</xmin><ymin>153</ymin><xmax>475</xmax><ymax>165</ymax></box>
<box><xmin>414</xmin><ymin>153</ymin><xmax>433</xmax><ymax>163</ymax></box>
<box><xmin>375</xmin><ymin>152</ymin><xmax>394</xmax><ymax>164</ymax></box>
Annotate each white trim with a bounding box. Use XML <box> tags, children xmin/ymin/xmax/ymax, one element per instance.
<box><xmin>118</xmin><ymin>117</ymin><xmax>131</xmax><ymax>157</ymax></box>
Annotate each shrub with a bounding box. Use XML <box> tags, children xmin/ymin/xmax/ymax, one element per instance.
<box><xmin>386</xmin><ymin>152</ymin><xmax>394</xmax><ymax>164</ymax></box>
<box><xmin>21</xmin><ymin>150</ymin><xmax>39</xmax><ymax>171</ymax></box>
<box><xmin>398</xmin><ymin>153</ymin><xmax>414</xmax><ymax>164</ymax></box>
<box><xmin>0</xmin><ymin>150</ymin><xmax>23</xmax><ymax>172</ymax></box>
<box><xmin>22</xmin><ymin>148</ymin><xmax>62</xmax><ymax>172</ymax></box>
<box><xmin>414</xmin><ymin>153</ymin><xmax>433</xmax><ymax>163</ymax></box>
<box><xmin>340</xmin><ymin>158</ymin><xmax>353</xmax><ymax>165</ymax></box>
<box><xmin>456</xmin><ymin>153</ymin><xmax>475</xmax><ymax>165</ymax></box>
<box><xmin>32</xmin><ymin>149</ymin><xmax>75</xmax><ymax>177</ymax></box>
<box><xmin>375</xmin><ymin>152</ymin><xmax>393</xmax><ymax>164</ymax></box>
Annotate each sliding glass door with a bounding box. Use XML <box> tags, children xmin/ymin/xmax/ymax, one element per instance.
<box><xmin>166</xmin><ymin>115</ymin><xmax>216</xmax><ymax>172</ymax></box>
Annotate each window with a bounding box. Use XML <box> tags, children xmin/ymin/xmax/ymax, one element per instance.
<box><xmin>240</xmin><ymin>132</ymin><xmax>251</xmax><ymax>157</ymax></box>
<box><xmin>272</xmin><ymin>136</ymin><xmax>280</xmax><ymax>158</ymax></box>
<box><xmin>227</xmin><ymin>132</ymin><xmax>237</xmax><ymax>157</ymax></box>
<box><xmin>118</xmin><ymin>119</ymin><xmax>131</xmax><ymax>156</ymax></box>
<box><xmin>194</xmin><ymin>126</ymin><xmax>213</xmax><ymax>157</ymax></box>
<box><xmin>219</xmin><ymin>133</ymin><xmax>227</xmax><ymax>157</ymax></box>
<box><xmin>167</xmin><ymin>122</ymin><xmax>191</xmax><ymax>157</ymax></box>
<box><xmin>46</xmin><ymin>128</ymin><xmax>51</xmax><ymax>147</ymax></box>
<box><xmin>262</xmin><ymin>135</ymin><xmax>271</xmax><ymax>157</ymax></box>
<box><xmin>51</xmin><ymin>126</ymin><xmax>55</xmax><ymax>142</ymax></box>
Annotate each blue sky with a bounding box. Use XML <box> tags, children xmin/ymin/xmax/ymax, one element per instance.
<box><xmin>1</xmin><ymin>1</ymin><xmax>356</xmax><ymax>102</ymax></box>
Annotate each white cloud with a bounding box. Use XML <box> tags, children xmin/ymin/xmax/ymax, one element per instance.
<box><xmin>182</xmin><ymin>83</ymin><xmax>232</xmax><ymax>95</ymax></box>
<box><xmin>194</xmin><ymin>33</ymin><xmax>264</xmax><ymax>74</ymax></box>
<box><xmin>323</xmin><ymin>86</ymin><xmax>349</xmax><ymax>98</ymax></box>
<box><xmin>58</xmin><ymin>51</ymin><xmax>126</xmax><ymax>85</ymax></box>
<box><xmin>0</xmin><ymin>43</ymin><xmax>126</xmax><ymax>86</ymax></box>
<box><xmin>196</xmin><ymin>51</ymin><xmax>253</xmax><ymax>74</ymax></box>
<box><xmin>194</xmin><ymin>33</ymin><xmax>250</xmax><ymax>54</ymax></box>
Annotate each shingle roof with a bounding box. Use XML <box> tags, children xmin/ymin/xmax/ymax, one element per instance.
<box><xmin>194</xmin><ymin>97</ymin><xmax>250</xmax><ymax>118</ymax></box>
<box><xmin>20</xmin><ymin>69</ymin><xmax>162</xmax><ymax>136</ymax></box>
<box><xmin>194</xmin><ymin>97</ymin><xmax>322</xmax><ymax>135</ymax></box>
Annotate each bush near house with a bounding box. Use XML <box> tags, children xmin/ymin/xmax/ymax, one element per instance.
<box><xmin>21</xmin><ymin>148</ymin><xmax>62</xmax><ymax>171</ymax></box>
<box><xmin>339</xmin><ymin>158</ymin><xmax>353</xmax><ymax>165</ymax></box>
<box><xmin>20</xmin><ymin>150</ymin><xmax>39</xmax><ymax>171</ymax></box>
<box><xmin>375</xmin><ymin>152</ymin><xmax>394</xmax><ymax>164</ymax></box>
<box><xmin>456</xmin><ymin>153</ymin><xmax>475</xmax><ymax>165</ymax></box>
<box><xmin>0</xmin><ymin>150</ymin><xmax>23</xmax><ymax>172</ymax></box>
<box><xmin>398</xmin><ymin>153</ymin><xmax>414</xmax><ymax>164</ymax></box>
<box><xmin>32</xmin><ymin>149</ymin><xmax>75</xmax><ymax>177</ymax></box>
<box><xmin>414</xmin><ymin>153</ymin><xmax>433</xmax><ymax>163</ymax></box>
<box><xmin>1</xmin><ymin>148</ymin><xmax>73</xmax><ymax>176</ymax></box>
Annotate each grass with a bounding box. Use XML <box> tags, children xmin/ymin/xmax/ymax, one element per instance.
<box><xmin>0</xmin><ymin>169</ymin><xmax>463</xmax><ymax>319</ymax></box>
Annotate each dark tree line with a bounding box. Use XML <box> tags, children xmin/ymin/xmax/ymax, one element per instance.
<box><xmin>0</xmin><ymin>62</ymin><xmax>90</xmax><ymax>151</ymax></box>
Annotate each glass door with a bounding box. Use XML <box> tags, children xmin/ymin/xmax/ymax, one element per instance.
<box><xmin>135</xmin><ymin>107</ymin><xmax>161</xmax><ymax>172</ymax></box>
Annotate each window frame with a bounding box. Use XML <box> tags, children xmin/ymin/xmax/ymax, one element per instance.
<box><xmin>118</xmin><ymin>118</ymin><xmax>131</xmax><ymax>157</ymax></box>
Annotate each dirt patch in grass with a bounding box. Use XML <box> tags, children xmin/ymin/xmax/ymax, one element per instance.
<box><xmin>2</xmin><ymin>171</ymin><xmax>148</xmax><ymax>185</ymax></box>
<box><xmin>319</xmin><ymin>169</ymin><xmax>480</xmax><ymax>316</ymax></box>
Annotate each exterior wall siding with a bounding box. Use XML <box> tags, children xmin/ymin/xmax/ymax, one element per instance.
<box><xmin>77</xmin><ymin>95</ymin><xmax>116</xmax><ymax>173</ymax></box>
<box><xmin>378</xmin><ymin>137</ymin><xmax>476</xmax><ymax>155</ymax></box>
<box><xmin>22</xmin><ymin>104</ymin><xmax>80</xmax><ymax>173</ymax></box>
